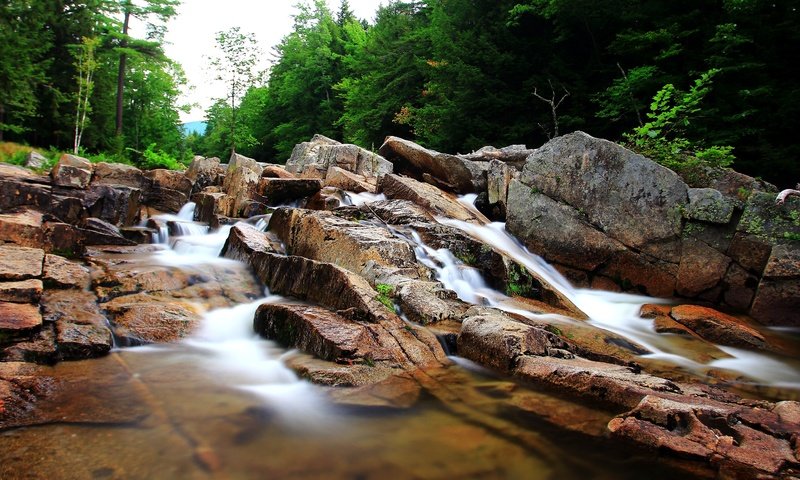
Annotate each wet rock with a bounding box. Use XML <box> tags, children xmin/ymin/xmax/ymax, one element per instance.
<box><xmin>506</xmin><ymin>181</ymin><xmax>626</xmax><ymax>271</ymax></box>
<box><xmin>684</xmin><ymin>188</ymin><xmax>735</xmax><ymax>224</ymax></box>
<box><xmin>51</xmin><ymin>154</ymin><xmax>93</xmax><ymax>189</ymax></box>
<box><xmin>379</xmin><ymin>136</ymin><xmax>486</xmax><ymax>193</ymax></box>
<box><xmin>143</xmin><ymin>169</ymin><xmax>192</xmax><ymax>213</ymax></box>
<box><xmin>269</xmin><ymin>208</ymin><xmax>417</xmax><ymax>275</ymax></box>
<box><xmin>81</xmin><ymin>217</ymin><xmax>137</xmax><ymax>246</ymax></box>
<box><xmin>255</xmin><ymin>304</ymin><xmax>393</xmax><ymax>363</ymax></box>
<box><xmin>261</xmin><ymin>164</ymin><xmax>295</xmax><ymax>179</ymax></box>
<box><xmin>361</xmin><ymin>199</ymin><xmax>433</xmax><ymax>225</ymax></box>
<box><xmin>306</xmin><ymin>186</ymin><xmax>347</xmax><ymax>210</ymax></box>
<box><xmin>82</xmin><ymin>184</ymin><xmax>141</xmax><ymax>226</ymax></box>
<box><xmin>91</xmin><ymin>162</ymin><xmax>145</xmax><ymax>189</ymax></box>
<box><xmin>184</xmin><ymin>156</ymin><xmax>222</xmax><ymax>193</ymax></box>
<box><xmin>0</xmin><ymin>208</ymin><xmax>44</xmax><ymax>248</ymax></box>
<box><xmin>55</xmin><ymin>321</ymin><xmax>113</xmax><ymax>359</ymax></box>
<box><xmin>119</xmin><ymin>226</ymin><xmax>154</xmax><ymax>244</ymax></box>
<box><xmin>0</xmin><ymin>302</ymin><xmax>42</xmax><ymax>336</ymax></box>
<box><xmin>458</xmin><ymin>313</ymin><xmax>572</xmax><ymax>373</ymax></box>
<box><xmin>103</xmin><ymin>295</ymin><xmax>201</xmax><ymax>344</ymax></box>
<box><xmin>640</xmin><ymin>304</ymin><xmax>696</xmax><ymax>336</ymax></box>
<box><xmin>1</xmin><ymin>324</ymin><xmax>57</xmax><ymax>363</ymax></box>
<box><xmin>257</xmin><ymin>178</ymin><xmax>322</xmax><ymax>206</ymax></box>
<box><xmin>24</xmin><ymin>151</ymin><xmax>46</xmax><ymax>169</ymax></box>
<box><xmin>517</xmin><ymin>131</ymin><xmax>687</xmax><ymax>262</ymax></box>
<box><xmin>324</xmin><ymin>166</ymin><xmax>376</xmax><ymax>193</ymax></box>
<box><xmin>41</xmin><ymin>290</ymin><xmax>111</xmax><ymax>359</ymax></box>
<box><xmin>191</xmin><ymin>190</ymin><xmax>227</xmax><ymax>224</ymax></box>
<box><xmin>395</xmin><ymin>280</ymin><xmax>468</xmax><ymax>325</ymax></box>
<box><xmin>0</xmin><ymin>245</ymin><xmax>44</xmax><ymax>280</ymax></box>
<box><xmin>220</xmin><ymin>223</ymin><xmax>282</xmax><ymax>261</ymax></box>
<box><xmin>669</xmin><ymin>305</ymin><xmax>768</xmax><ymax>351</ymax></box>
<box><xmin>43</xmin><ymin>254</ymin><xmax>90</xmax><ymax>289</ymax></box>
<box><xmin>41</xmin><ymin>222</ymin><xmax>82</xmax><ymax>256</ymax></box>
<box><xmin>381</xmin><ymin>174</ymin><xmax>484</xmax><ymax>223</ymax></box>
<box><xmin>596</xmin><ymin>250</ymin><xmax>678</xmax><ymax>297</ymax></box>
<box><xmin>676</xmin><ymin>239</ymin><xmax>731</xmax><ymax>297</ymax></box>
<box><xmin>0</xmin><ymin>280</ymin><xmax>43</xmax><ymax>303</ymax></box>
<box><xmin>287</xmin><ymin>134</ymin><xmax>392</xmax><ymax>179</ymax></box>
<box><xmin>324</xmin><ymin>372</ymin><xmax>422</xmax><ymax>408</ymax></box>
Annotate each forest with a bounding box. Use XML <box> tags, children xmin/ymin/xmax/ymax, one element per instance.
<box><xmin>1</xmin><ymin>0</ymin><xmax>798</xmax><ymax>187</ymax></box>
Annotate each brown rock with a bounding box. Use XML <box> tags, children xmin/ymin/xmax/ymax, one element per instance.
<box><xmin>324</xmin><ymin>166</ymin><xmax>376</xmax><ymax>193</ymax></box>
<box><xmin>1</xmin><ymin>324</ymin><xmax>57</xmax><ymax>363</ymax></box>
<box><xmin>0</xmin><ymin>279</ymin><xmax>43</xmax><ymax>303</ymax></box>
<box><xmin>728</xmin><ymin>233</ymin><xmax>772</xmax><ymax>275</ymax></box>
<box><xmin>460</xmin><ymin>144</ymin><xmax>533</xmax><ymax>169</ymax></box>
<box><xmin>184</xmin><ymin>156</ymin><xmax>222</xmax><ymax>193</ymax></box>
<box><xmin>0</xmin><ymin>302</ymin><xmax>42</xmax><ymax>334</ymax></box>
<box><xmin>55</xmin><ymin>321</ymin><xmax>113</xmax><ymax>359</ymax></box>
<box><xmin>306</xmin><ymin>186</ymin><xmax>347</xmax><ymax>210</ymax></box>
<box><xmin>361</xmin><ymin>199</ymin><xmax>432</xmax><ymax>225</ymax></box>
<box><xmin>379</xmin><ymin>136</ymin><xmax>486</xmax><ymax>193</ymax></box>
<box><xmin>722</xmin><ymin>263</ymin><xmax>757</xmax><ymax>310</ymax></box>
<box><xmin>82</xmin><ymin>184</ymin><xmax>142</xmax><ymax>226</ymax></box>
<box><xmin>104</xmin><ymin>296</ymin><xmax>201</xmax><ymax>344</ymax></box>
<box><xmin>43</xmin><ymin>254</ymin><xmax>90</xmax><ymax>289</ymax></box>
<box><xmin>0</xmin><ymin>208</ymin><xmax>44</xmax><ymax>248</ymax></box>
<box><xmin>598</xmin><ymin>250</ymin><xmax>678</xmax><ymax>298</ymax></box>
<box><xmin>221</xmin><ymin>154</ymin><xmax>262</xmax><ymax>217</ymax></box>
<box><xmin>258</xmin><ymin>178</ymin><xmax>322</xmax><ymax>205</ymax></box>
<box><xmin>0</xmin><ymin>164</ymin><xmax>52</xmax><ymax>213</ymax></box>
<box><xmin>91</xmin><ymin>162</ymin><xmax>145</xmax><ymax>189</ymax></box>
<box><xmin>670</xmin><ymin>305</ymin><xmax>767</xmax><ymax>350</ymax></box>
<box><xmin>676</xmin><ymin>239</ymin><xmax>731</xmax><ymax>297</ymax></box>
<box><xmin>0</xmin><ymin>245</ymin><xmax>44</xmax><ymax>280</ymax></box>
<box><xmin>40</xmin><ymin>290</ymin><xmax>111</xmax><ymax>358</ymax></box>
<box><xmin>51</xmin><ymin>154</ymin><xmax>92</xmax><ymax>189</ymax></box>
<box><xmin>261</xmin><ymin>165</ymin><xmax>295</xmax><ymax>179</ymax></box>
<box><xmin>145</xmin><ymin>169</ymin><xmax>191</xmax><ymax>195</ymax></box>
<box><xmin>268</xmin><ymin>208</ymin><xmax>417</xmax><ymax>275</ymax></box>
<box><xmin>750</xmin><ymin>278</ymin><xmax>800</xmax><ymax>327</ymax></box>
<box><xmin>255</xmin><ymin>303</ymin><xmax>392</xmax><ymax>363</ymax></box>
<box><xmin>287</xmin><ymin>135</ymin><xmax>392</xmax><ymax>179</ymax></box>
<box><xmin>381</xmin><ymin>174</ymin><xmax>485</xmax><ymax>223</ymax></box>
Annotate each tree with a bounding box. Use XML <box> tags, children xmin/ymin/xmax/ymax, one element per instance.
<box><xmin>111</xmin><ymin>0</ymin><xmax>179</xmax><ymax>138</ymax></box>
<box><xmin>73</xmin><ymin>36</ymin><xmax>101</xmax><ymax>154</ymax></box>
<box><xmin>208</xmin><ymin>27</ymin><xmax>262</xmax><ymax>153</ymax></box>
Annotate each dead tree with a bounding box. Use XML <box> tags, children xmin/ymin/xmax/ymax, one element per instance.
<box><xmin>533</xmin><ymin>80</ymin><xmax>570</xmax><ymax>139</ymax></box>
<box><xmin>776</xmin><ymin>184</ymin><xmax>800</xmax><ymax>205</ymax></box>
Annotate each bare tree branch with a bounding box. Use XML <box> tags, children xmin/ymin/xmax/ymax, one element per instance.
<box><xmin>533</xmin><ymin>79</ymin><xmax>570</xmax><ymax>138</ymax></box>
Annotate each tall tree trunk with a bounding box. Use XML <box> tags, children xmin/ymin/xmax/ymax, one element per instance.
<box><xmin>0</xmin><ymin>104</ymin><xmax>5</xmax><ymax>142</ymax></box>
<box><xmin>115</xmin><ymin>9</ymin><xmax>131</xmax><ymax>137</ymax></box>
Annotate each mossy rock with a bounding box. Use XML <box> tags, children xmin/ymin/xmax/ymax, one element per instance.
<box><xmin>737</xmin><ymin>192</ymin><xmax>800</xmax><ymax>244</ymax></box>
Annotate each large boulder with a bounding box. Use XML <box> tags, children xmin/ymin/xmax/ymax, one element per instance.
<box><xmin>184</xmin><ymin>156</ymin><xmax>223</xmax><ymax>193</ymax></box>
<box><xmin>379</xmin><ymin>136</ymin><xmax>486</xmax><ymax>193</ymax></box>
<box><xmin>221</xmin><ymin>152</ymin><xmax>263</xmax><ymax>217</ymax></box>
<box><xmin>460</xmin><ymin>144</ymin><xmax>535</xmax><ymax>170</ymax></box>
<box><xmin>91</xmin><ymin>162</ymin><xmax>145</xmax><ymax>189</ymax></box>
<box><xmin>381</xmin><ymin>174</ymin><xmax>484</xmax><ymax>224</ymax></box>
<box><xmin>257</xmin><ymin>178</ymin><xmax>322</xmax><ymax>206</ymax></box>
<box><xmin>51</xmin><ymin>154</ymin><xmax>93</xmax><ymax>189</ymax></box>
<box><xmin>82</xmin><ymin>184</ymin><xmax>141</xmax><ymax>226</ymax></box>
<box><xmin>286</xmin><ymin>134</ymin><xmax>393</xmax><ymax>180</ymax></box>
<box><xmin>515</xmin><ymin>131</ymin><xmax>687</xmax><ymax>261</ymax></box>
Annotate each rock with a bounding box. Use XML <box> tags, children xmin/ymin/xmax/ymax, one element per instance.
<box><xmin>80</xmin><ymin>217</ymin><xmax>137</xmax><ymax>246</ymax></box>
<box><xmin>41</xmin><ymin>222</ymin><xmax>82</xmax><ymax>256</ymax></box>
<box><xmin>119</xmin><ymin>226</ymin><xmax>154</xmax><ymax>244</ymax></box>
<box><xmin>379</xmin><ymin>136</ymin><xmax>486</xmax><ymax>193</ymax></box>
<box><xmin>91</xmin><ymin>162</ymin><xmax>145</xmax><ymax>189</ymax></box>
<box><xmin>684</xmin><ymin>188</ymin><xmax>735</xmax><ymax>224</ymax></box>
<box><xmin>82</xmin><ymin>184</ymin><xmax>141</xmax><ymax>226</ymax></box>
<box><xmin>722</xmin><ymin>263</ymin><xmax>757</xmax><ymax>311</ymax></box>
<box><xmin>1</xmin><ymin>324</ymin><xmax>57</xmax><ymax>363</ymax></box>
<box><xmin>737</xmin><ymin>191</ymin><xmax>800</xmax><ymax>241</ymax></box>
<box><xmin>257</xmin><ymin>178</ymin><xmax>322</xmax><ymax>206</ymax></box>
<box><xmin>268</xmin><ymin>208</ymin><xmax>417</xmax><ymax>275</ymax></box>
<box><xmin>50</xmin><ymin>154</ymin><xmax>93</xmax><ymax>189</ymax></box>
<box><xmin>506</xmin><ymin>181</ymin><xmax>626</xmax><ymax>271</ymax></box>
<box><xmin>191</xmin><ymin>191</ymin><xmax>227</xmax><ymax>224</ymax></box>
<box><xmin>306</xmin><ymin>186</ymin><xmax>347</xmax><ymax>210</ymax></box>
<box><xmin>727</xmin><ymin>232</ymin><xmax>772</xmax><ymax>276</ymax></box>
<box><xmin>485</xmin><ymin>159</ymin><xmax>516</xmax><ymax>219</ymax></box>
<box><xmin>254</xmin><ymin>304</ymin><xmax>393</xmax><ymax>363</ymax></box>
<box><xmin>0</xmin><ymin>209</ymin><xmax>44</xmax><ymax>248</ymax></box>
<box><xmin>517</xmin><ymin>131</ymin><xmax>687</xmax><ymax>262</ymax></box>
<box><xmin>460</xmin><ymin>144</ymin><xmax>535</xmax><ymax>170</ymax></box>
<box><xmin>395</xmin><ymin>280</ymin><xmax>468</xmax><ymax>325</ymax></box>
<box><xmin>221</xmin><ymin>153</ymin><xmax>263</xmax><ymax>217</ymax></box>
<box><xmin>381</xmin><ymin>174</ymin><xmax>484</xmax><ymax>223</ymax></box>
<box><xmin>750</xmin><ymin>245</ymin><xmax>800</xmax><ymax>325</ymax></box>
<box><xmin>458</xmin><ymin>313</ymin><xmax>572</xmax><ymax>373</ymax></box>
<box><xmin>0</xmin><ymin>245</ymin><xmax>44</xmax><ymax>280</ymax></box>
<box><xmin>184</xmin><ymin>156</ymin><xmax>222</xmax><ymax>193</ymax></box>
<box><xmin>287</xmin><ymin>135</ymin><xmax>392</xmax><ymax>179</ymax></box>
<box><xmin>145</xmin><ymin>169</ymin><xmax>191</xmax><ymax>196</ymax></box>
<box><xmin>41</xmin><ymin>290</ymin><xmax>112</xmax><ymax>359</ymax></box>
<box><xmin>42</xmin><ymin>254</ymin><xmax>90</xmax><ymax>289</ymax></box>
<box><xmin>324</xmin><ymin>166</ymin><xmax>376</xmax><ymax>193</ymax></box>
<box><xmin>0</xmin><ymin>164</ymin><xmax>52</xmax><ymax>211</ymax></box>
<box><xmin>262</xmin><ymin>164</ymin><xmax>295</xmax><ymax>179</ymax></box>
<box><xmin>103</xmin><ymin>296</ymin><xmax>201</xmax><ymax>345</ymax></box>
<box><xmin>692</xmin><ymin>165</ymin><xmax>777</xmax><ymax>201</ymax></box>
<box><xmin>48</xmin><ymin>193</ymin><xmax>86</xmax><ymax>225</ymax></box>
<box><xmin>24</xmin><ymin>151</ymin><xmax>46</xmax><ymax>169</ymax></box>
<box><xmin>220</xmin><ymin>223</ymin><xmax>281</xmax><ymax>261</ymax></box>
<box><xmin>144</xmin><ymin>184</ymin><xmax>188</xmax><ymax>213</ymax></box>
<box><xmin>0</xmin><ymin>280</ymin><xmax>43</xmax><ymax>303</ymax></box>
<box><xmin>669</xmin><ymin>305</ymin><xmax>768</xmax><ymax>351</ymax></box>
<box><xmin>360</xmin><ymin>199</ymin><xmax>432</xmax><ymax>225</ymax></box>
<box><xmin>676</xmin><ymin>239</ymin><xmax>731</xmax><ymax>297</ymax></box>
<box><xmin>0</xmin><ymin>302</ymin><xmax>42</xmax><ymax>336</ymax></box>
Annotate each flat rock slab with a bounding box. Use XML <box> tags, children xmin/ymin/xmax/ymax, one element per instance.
<box><xmin>42</xmin><ymin>254</ymin><xmax>90</xmax><ymax>289</ymax></box>
<box><xmin>381</xmin><ymin>174</ymin><xmax>484</xmax><ymax>224</ymax></box>
<box><xmin>0</xmin><ymin>209</ymin><xmax>44</xmax><ymax>248</ymax></box>
<box><xmin>669</xmin><ymin>305</ymin><xmax>768</xmax><ymax>351</ymax></box>
<box><xmin>0</xmin><ymin>279</ymin><xmax>43</xmax><ymax>303</ymax></box>
<box><xmin>0</xmin><ymin>245</ymin><xmax>44</xmax><ymax>280</ymax></box>
<box><xmin>0</xmin><ymin>302</ymin><xmax>42</xmax><ymax>333</ymax></box>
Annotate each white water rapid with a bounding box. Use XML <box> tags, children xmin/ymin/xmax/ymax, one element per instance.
<box><xmin>411</xmin><ymin>195</ymin><xmax>800</xmax><ymax>388</ymax></box>
<box><xmin>128</xmin><ymin>207</ymin><xmax>330</xmax><ymax>427</ymax></box>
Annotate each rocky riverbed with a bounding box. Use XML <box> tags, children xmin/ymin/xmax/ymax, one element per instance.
<box><xmin>1</xmin><ymin>132</ymin><xmax>799</xmax><ymax>479</ymax></box>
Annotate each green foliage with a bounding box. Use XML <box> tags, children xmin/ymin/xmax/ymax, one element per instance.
<box><xmin>139</xmin><ymin>143</ymin><xmax>186</xmax><ymax>170</ymax></box>
<box><xmin>375</xmin><ymin>283</ymin><xmax>395</xmax><ymax>310</ymax></box>
<box><xmin>624</xmin><ymin>70</ymin><xmax>735</xmax><ymax>175</ymax></box>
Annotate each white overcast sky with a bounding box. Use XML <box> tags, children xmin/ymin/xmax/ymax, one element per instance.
<box><xmin>155</xmin><ymin>1</ymin><xmax>385</xmax><ymax>122</ymax></box>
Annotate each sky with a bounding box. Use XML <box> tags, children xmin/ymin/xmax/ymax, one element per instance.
<box><xmin>151</xmin><ymin>0</ymin><xmax>386</xmax><ymax>122</ymax></box>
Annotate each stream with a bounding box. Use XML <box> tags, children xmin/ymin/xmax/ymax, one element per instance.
<box><xmin>1</xmin><ymin>197</ymin><xmax>798</xmax><ymax>479</ymax></box>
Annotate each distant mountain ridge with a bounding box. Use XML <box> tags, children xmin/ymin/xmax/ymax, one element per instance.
<box><xmin>182</xmin><ymin>121</ymin><xmax>207</xmax><ymax>136</ymax></box>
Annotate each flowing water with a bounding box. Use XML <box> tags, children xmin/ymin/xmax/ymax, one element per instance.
<box><xmin>1</xmin><ymin>198</ymin><xmax>797</xmax><ymax>479</ymax></box>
